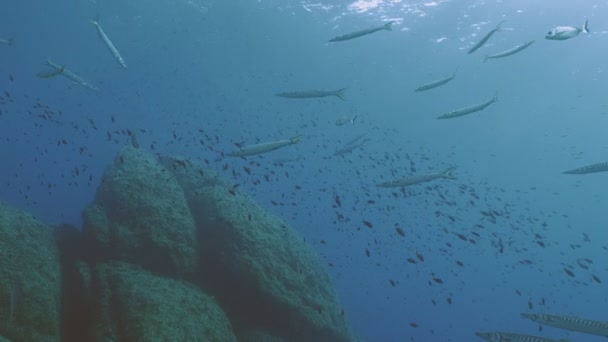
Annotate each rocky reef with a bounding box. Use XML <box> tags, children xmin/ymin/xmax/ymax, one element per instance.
<box><xmin>0</xmin><ymin>146</ymin><xmax>355</xmax><ymax>342</ymax></box>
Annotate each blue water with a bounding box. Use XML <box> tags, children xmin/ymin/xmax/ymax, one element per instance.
<box><xmin>2</xmin><ymin>0</ymin><xmax>607</xmax><ymax>341</ymax></box>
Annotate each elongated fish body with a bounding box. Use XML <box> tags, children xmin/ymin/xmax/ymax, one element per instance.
<box><xmin>437</xmin><ymin>94</ymin><xmax>497</xmax><ymax>119</ymax></box>
<box><xmin>0</xmin><ymin>37</ymin><xmax>14</xmax><ymax>46</ymax></box>
<box><xmin>546</xmin><ymin>20</ymin><xmax>589</xmax><ymax>40</ymax></box>
<box><xmin>91</xmin><ymin>17</ymin><xmax>127</xmax><ymax>69</ymax></box>
<box><xmin>276</xmin><ymin>88</ymin><xmax>347</xmax><ymax>101</ymax></box>
<box><xmin>522</xmin><ymin>313</ymin><xmax>608</xmax><ymax>337</ymax></box>
<box><xmin>46</xmin><ymin>60</ymin><xmax>99</xmax><ymax>90</ymax></box>
<box><xmin>227</xmin><ymin>135</ymin><xmax>301</xmax><ymax>157</ymax></box>
<box><xmin>483</xmin><ymin>40</ymin><xmax>535</xmax><ymax>62</ymax></box>
<box><xmin>333</xmin><ymin>134</ymin><xmax>369</xmax><ymax>156</ymax></box>
<box><xmin>37</xmin><ymin>65</ymin><xmax>65</xmax><ymax>79</ymax></box>
<box><xmin>476</xmin><ymin>331</ymin><xmax>569</xmax><ymax>342</ymax></box>
<box><xmin>329</xmin><ymin>21</ymin><xmax>394</xmax><ymax>42</ymax></box>
<box><xmin>377</xmin><ymin>166</ymin><xmax>456</xmax><ymax>188</ymax></box>
<box><xmin>335</xmin><ymin>114</ymin><xmax>357</xmax><ymax>126</ymax></box>
<box><xmin>563</xmin><ymin>161</ymin><xmax>608</xmax><ymax>175</ymax></box>
<box><xmin>468</xmin><ymin>20</ymin><xmax>504</xmax><ymax>54</ymax></box>
<box><xmin>415</xmin><ymin>72</ymin><xmax>456</xmax><ymax>92</ymax></box>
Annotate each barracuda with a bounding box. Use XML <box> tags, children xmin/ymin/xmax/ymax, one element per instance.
<box><xmin>415</xmin><ymin>71</ymin><xmax>456</xmax><ymax>92</ymax></box>
<box><xmin>483</xmin><ymin>40</ymin><xmax>535</xmax><ymax>62</ymax></box>
<box><xmin>476</xmin><ymin>331</ymin><xmax>569</xmax><ymax>342</ymax></box>
<box><xmin>46</xmin><ymin>59</ymin><xmax>100</xmax><ymax>91</ymax></box>
<box><xmin>522</xmin><ymin>313</ymin><xmax>608</xmax><ymax>337</ymax></box>
<box><xmin>91</xmin><ymin>16</ymin><xmax>128</xmax><ymax>69</ymax></box>
<box><xmin>329</xmin><ymin>21</ymin><xmax>394</xmax><ymax>42</ymax></box>
<box><xmin>275</xmin><ymin>88</ymin><xmax>347</xmax><ymax>101</ymax></box>
<box><xmin>227</xmin><ymin>135</ymin><xmax>302</xmax><ymax>157</ymax></box>
<box><xmin>468</xmin><ymin>20</ymin><xmax>504</xmax><ymax>54</ymax></box>
<box><xmin>562</xmin><ymin>162</ymin><xmax>608</xmax><ymax>175</ymax></box>
<box><xmin>437</xmin><ymin>94</ymin><xmax>498</xmax><ymax>119</ymax></box>
<box><xmin>377</xmin><ymin>166</ymin><xmax>457</xmax><ymax>188</ymax></box>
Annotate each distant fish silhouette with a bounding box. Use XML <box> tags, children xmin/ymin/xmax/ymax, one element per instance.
<box><xmin>563</xmin><ymin>162</ymin><xmax>608</xmax><ymax>175</ymax></box>
<box><xmin>10</xmin><ymin>275</ymin><xmax>23</xmax><ymax>322</ymax></box>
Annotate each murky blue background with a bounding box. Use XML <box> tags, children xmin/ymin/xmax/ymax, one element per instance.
<box><xmin>1</xmin><ymin>1</ymin><xmax>607</xmax><ymax>341</ymax></box>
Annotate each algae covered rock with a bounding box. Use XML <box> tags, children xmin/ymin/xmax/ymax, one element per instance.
<box><xmin>83</xmin><ymin>146</ymin><xmax>198</xmax><ymax>277</ymax></box>
<box><xmin>0</xmin><ymin>202</ymin><xmax>61</xmax><ymax>342</ymax></box>
<box><xmin>160</xmin><ymin>157</ymin><xmax>355</xmax><ymax>342</ymax></box>
<box><xmin>92</xmin><ymin>262</ymin><xmax>236</xmax><ymax>342</ymax></box>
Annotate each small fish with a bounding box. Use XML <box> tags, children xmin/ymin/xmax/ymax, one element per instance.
<box><xmin>91</xmin><ymin>16</ymin><xmax>128</xmax><ymax>69</ymax></box>
<box><xmin>37</xmin><ymin>65</ymin><xmax>66</xmax><ymax>79</ymax></box>
<box><xmin>437</xmin><ymin>93</ymin><xmax>497</xmax><ymax>119</ymax></box>
<box><xmin>468</xmin><ymin>20</ymin><xmax>504</xmax><ymax>54</ymax></box>
<box><xmin>563</xmin><ymin>162</ymin><xmax>608</xmax><ymax>175</ymax></box>
<box><xmin>546</xmin><ymin>20</ymin><xmax>589</xmax><ymax>41</ymax></box>
<box><xmin>483</xmin><ymin>40</ymin><xmax>535</xmax><ymax>62</ymax></box>
<box><xmin>0</xmin><ymin>37</ymin><xmax>14</xmax><ymax>46</ymax></box>
<box><xmin>335</xmin><ymin>114</ymin><xmax>358</xmax><ymax>126</ymax></box>
<box><xmin>415</xmin><ymin>71</ymin><xmax>456</xmax><ymax>92</ymax></box>
<box><xmin>329</xmin><ymin>21</ymin><xmax>394</xmax><ymax>42</ymax></box>
<box><xmin>475</xmin><ymin>331</ymin><xmax>569</xmax><ymax>342</ymax></box>
<box><xmin>276</xmin><ymin>88</ymin><xmax>347</xmax><ymax>101</ymax></box>
<box><xmin>227</xmin><ymin>135</ymin><xmax>302</xmax><ymax>157</ymax></box>
<box><xmin>377</xmin><ymin>166</ymin><xmax>457</xmax><ymax>188</ymax></box>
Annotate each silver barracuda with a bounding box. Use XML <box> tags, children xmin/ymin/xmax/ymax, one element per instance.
<box><xmin>521</xmin><ymin>313</ymin><xmax>608</xmax><ymax>337</ymax></box>
<box><xmin>483</xmin><ymin>40</ymin><xmax>535</xmax><ymax>62</ymax></box>
<box><xmin>377</xmin><ymin>166</ymin><xmax>457</xmax><ymax>188</ymax></box>
<box><xmin>91</xmin><ymin>16</ymin><xmax>127</xmax><ymax>69</ymax></box>
<box><xmin>335</xmin><ymin>114</ymin><xmax>357</xmax><ymax>126</ymax></box>
<box><xmin>546</xmin><ymin>20</ymin><xmax>589</xmax><ymax>41</ymax></box>
<box><xmin>333</xmin><ymin>134</ymin><xmax>369</xmax><ymax>156</ymax></box>
<box><xmin>275</xmin><ymin>88</ymin><xmax>347</xmax><ymax>101</ymax></box>
<box><xmin>468</xmin><ymin>20</ymin><xmax>504</xmax><ymax>54</ymax></box>
<box><xmin>37</xmin><ymin>65</ymin><xmax>65</xmax><ymax>79</ymax></box>
<box><xmin>329</xmin><ymin>21</ymin><xmax>394</xmax><ymax>42</ymax></box>
<box><xmin>227</xmin><ymin>135</ymin><xmax>302</xmax><ymax>157</ymax></box>
<box><xmin>46</xmin><ymin>59</ymin><xmax>100</xmax><ymax>91</ymax></box>
<box><xmin>0</xmin><ymin>37</ymin><xmax>14</xmax><ymax>46</ymax></box>
<box><xmin>563</xmin><ymin>161</ymin><xmax>608</xmax><ymax>175</ymax></box>
<box><xmin>475</xmin><ymin>331</ymin><xmax>569</xmax><ymax>342</ymax></box>
<box><xmin>415</xmin><ymin>71</ymin><xmax>456</xmax><ymax>92</ymax></box>
<box><xmin>437</xmin><ymin>93</ymin><xmax>497</xmax><ymax>119</ymax></box>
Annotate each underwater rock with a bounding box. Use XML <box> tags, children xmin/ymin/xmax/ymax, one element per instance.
<box><xmin>0</xmin><ymin>202</ymin><xmax>61</xmax><ymax>342</ymax></box>
<box><xmin>83</xmin><ymin>146</ymin><xmax>198</xmax><ymax>277</ymax></box>
<box><xmin>160</xmin><ymin>157</ymin><xmax>355</xmax><ymax>342</ymax></box>
<box><xmin>91</xmin><ymin>261</ymin><xmax>237</xmax><ymax>342</ymax></box>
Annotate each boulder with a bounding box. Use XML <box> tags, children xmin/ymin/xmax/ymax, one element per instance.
<box><xmin>83</xmin><ymin>146</ymin><xmax>198</xmax><ymax>277</ymax></box>
<box><xmin>0</xmin><ymin>202</ymin><xmax>61</xmax><ymax>341</ymax></box>
<box><xmin>161</xmin><ymin>157</ymin><xmax>355</xmax><ymax>342</ymax></box>
<box><xmin>91</xmin><ymin>262</ymin><xmax>237</xmax><ymax>342</ymax></box>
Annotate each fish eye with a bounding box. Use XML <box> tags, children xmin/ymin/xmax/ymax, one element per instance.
<box><xmin>547</xmin><ymin>31</ymin><xmax>552</xmax><ymax>35</ymax></box>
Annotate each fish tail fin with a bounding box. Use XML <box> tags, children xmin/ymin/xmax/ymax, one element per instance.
<box><xmin>334</xmin><ymin>88</ymin><xmax>347</xmax><ymax>101</ymax></box>
<box><xmin>492</xmin><ymin>91</ymin><xmax>499</xmax><ymax>102</ymax></box>
<box><xmin>384</xmin><ymin>21</ymin><xmax>395</xmax><ymax>31</ymax></box>
<box><xmin>496</xmin><ymin>20</ymin><xmax>505</xmax><ymax>31</ymax></box>
<box><xmin>482</xmin><ymin>56</ymin><xmax>489</xmax><ymax>63</ymax></box>
<box><xmin>441</xmin><ymin>166</ymin><xmax>458</xmax><ymax>179</ymax></box>
<box><xmin>8</xmin><ymin>37</ymin><xmax>14</xmax><ymax>46</ymax></box>
<box><xmin>351</xmin><ymin>115</ymin><xmax>358</xmax><ymax>125</ymax></box>
<box><xmin>290</xmin><ymin>135</ymin><xmax>303</xmax><ymax>144</ymax></box>
<box><xmin>583</xmin><ymin>19</ymin><xmax>589</xmax><ymax>33</ymax></box>
<box><xmin>91</xmin><ymin>15</ymin><xmax>100</xmax><ymax>25</ymax></box>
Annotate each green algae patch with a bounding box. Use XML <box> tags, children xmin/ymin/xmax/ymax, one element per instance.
<box><xmin>92</xmin><ymin>262</ymin><xmax>237</xmax><ymax>342</ymax></box>
<box><xmin>160</xmin><ymin>157</ymin><xmax>355</xmax><ymax>342</ymax></box>
<box><xmin>83</xmin><ymin>146</ymin><xmax>198</xmax><ymax>277</ymax></box>
<box><xmin>0</xmin><ymin>202</ymin><xmax>61</xmax><ymax>342</ymax></box>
